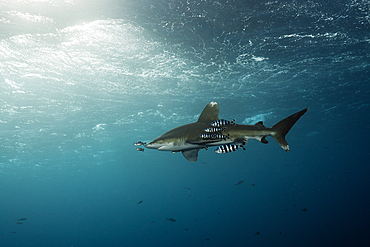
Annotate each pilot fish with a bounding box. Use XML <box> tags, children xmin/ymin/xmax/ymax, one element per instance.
<box><xmin>199</xmin><ymin>133</ymin><xmax>229</xmax><ymax>140</ymax></box>
<box><xmin>134</xmin><ymin>141</ymin><xmax>146</xmax><ymax>146</ymax></box>
<box><xmin>204</xmin><ymin>127</ymin><xmax>225</xmax><ymax>133</ymax></box>
<box><xmin>211</xmin><ymin>119</ymin><xmax>235</xmax><ymax>127</ymax></box>
<box><xmin>214</xmin><ymin>144</ymin><xmax>245</xmax><ymax>154</ymax></box>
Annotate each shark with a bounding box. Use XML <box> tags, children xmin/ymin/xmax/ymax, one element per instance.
<box><xmin>144</xmin><ymin>102</ymin><xmax>308</xmax><ymax>162</ymax></box>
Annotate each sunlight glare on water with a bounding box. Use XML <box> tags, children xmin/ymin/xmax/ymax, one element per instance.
<box><xmin>0</xmin><ymin>0</ymin><xmax>369</xmax><ymax>246</ymax></box>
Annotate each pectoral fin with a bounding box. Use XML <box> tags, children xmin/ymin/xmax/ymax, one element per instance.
<box><xmin>182</xmin><ymin>149</ymin><xmax>200</xmax><ymax>162</ymax></box>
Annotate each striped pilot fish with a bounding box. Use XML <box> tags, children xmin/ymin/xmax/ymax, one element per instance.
<box><xmin>214</xmin><ymin>144</ymin><xmax>246</xmax><ymax>154</ymax></box>
<box><xmin>199</xmin><ymin>133</ymin><xmax>229</xmax><ymax>140</ymax></box>
<box><xmin>211</xmin><ymin>119</ymin><xmax>235</xmax><ymax>127</ymax></box>
<box><xmin>204</xmin><ymin>127</ymin><xmax>225</xmax><ymax>133</ymax></box>
<box><xmin>133</xmin><ymin>141</ymin><xmax>146</xmax><ymax>146</ymax></box>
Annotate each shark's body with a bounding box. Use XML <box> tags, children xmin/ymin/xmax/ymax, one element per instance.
<box><xmin>145</xmin><ymin>102</ymin><xmax>308</xmax><ymax>162</ymax></box>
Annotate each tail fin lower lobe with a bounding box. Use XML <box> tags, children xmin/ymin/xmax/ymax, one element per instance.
<box><xmin>271</xmin><ymin>108</ymin><xmax>308</xmax><ymax>152</ymax></box>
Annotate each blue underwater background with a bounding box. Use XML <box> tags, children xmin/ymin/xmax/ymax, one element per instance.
<box><xmin>1</xmin><ymin>0</ymin><xmax>369</xmax><ymax>246</ymax></box>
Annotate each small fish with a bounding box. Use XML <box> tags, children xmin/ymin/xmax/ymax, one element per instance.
<box><xmin>136</xmin><ymin>147</ymin><xmax>144</xmax><ymax>152</ymax></box>
<box><xmin>199</xmin><ymin>133</ymin><xmax>229</xmax><ymax>140</ymax></box>
<box><xmin>211</xmin><ymin>119</ymin><xmax>235</xmax><ymax>127</ymax></box>
<box><xmin>205</xmin><ymin>238</ymin><xmax>210</xmax><ymax>241</ymax></box>
<box><xmin>204</xmin><ymin>127</ymin><xmax>225</xmax><ymax>133</ymax></box>
<box><xmin>254</xmin><ymin>232</ymin><xmax>260</xmax><ymax>235</ymax></box>
<box><xmin>133</xmin><ymin>141</ymin><xmax>146</xmax><ymax>146</ymax></box>
<box><xmin>10</xmin><ymin>231</ymin><xmax>17</xmax><ymax>234</ymax></box>
<box><xmin>214</xmin><ymin>144</ymin><xmax>245</xmax><ymax>154</ymax></box>
<box><xmin>199</xmin><ymin>133</ymin><xmax>212</xmax><ymax>139</ymax></box>
<box><xmin>17</xmin><ymin>218</ymin><xmax>27</xmax><ymax>221</ymax></box>
<box><xmin>302</xmin><ymin>208</ymin><xmax>308</xmax><ymax>212</ymax></box>
<box><xmin>235</xmin><ymin>180</ymin><xmax>244</xmax><ymax>186</ymax></box>
<box><xmin>137</xmin><ymin>200</ymin><xmax>143</xmax><ymax>205</ymax></box>
<box><xmin>166</xmin><ymin>217</ymin><xmax>176</xmax><ymax>222</ymax></box>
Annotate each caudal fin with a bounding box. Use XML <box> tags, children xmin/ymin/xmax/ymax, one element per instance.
<box><xmin>271</xmin><ymin>108</ymin><xmax>308</xmax><ymax>152</ymax></box>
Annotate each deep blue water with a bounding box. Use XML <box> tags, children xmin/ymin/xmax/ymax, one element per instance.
<box><xmin>1</xmin><ymin>0</ymin><xmax>369</xmax><ymax>246</ymax></box>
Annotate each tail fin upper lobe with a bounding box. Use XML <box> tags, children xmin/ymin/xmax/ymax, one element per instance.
<box><xmin>271</xmin><ymin>108</ymin><xmax>308</xmax><ymax>152</ymax></box>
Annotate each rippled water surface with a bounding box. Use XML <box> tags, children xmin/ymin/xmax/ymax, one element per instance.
<box><xmin>1</xmin><ymin>0</ymin><xmax>369</xmax><ymax>246</ymax></box>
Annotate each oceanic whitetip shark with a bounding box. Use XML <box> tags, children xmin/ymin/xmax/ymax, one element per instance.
<box><xmin>143</xmin><ymin>102</ymin><xmax>308</xmax><ymax>162</ymax></box>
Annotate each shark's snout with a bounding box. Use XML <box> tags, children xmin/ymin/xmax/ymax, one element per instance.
<box><xmin>144</xmin><ymin>142</ymin><xmax>161</xmax><ymax>149</ymax></box>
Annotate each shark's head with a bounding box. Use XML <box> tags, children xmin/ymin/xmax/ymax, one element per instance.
<box><xmin>145</xmin><ymin>133</ymin><xmax>186</xmax><ymax>151</ymax></box>
<box><xmin>145</xmin><ymin>102</ymin><xmax>221</xmax><ymax>153</ymax></box>
<box><xmin>145</xmin><ymin>139</ymin><xmax>168</xmax><ymax>150</ymax></box>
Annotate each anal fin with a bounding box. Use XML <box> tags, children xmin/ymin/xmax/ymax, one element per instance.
<box><xmin>261</xmin><ymin>136</ymin><xmax>268</xmax><ymax>144</ymax></box>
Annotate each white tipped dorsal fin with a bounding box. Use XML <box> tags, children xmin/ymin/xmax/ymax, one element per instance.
<box><xmin>197</xmin><ymin>102</ymin><xmax>219</xmax><ymax>122</ymax></box>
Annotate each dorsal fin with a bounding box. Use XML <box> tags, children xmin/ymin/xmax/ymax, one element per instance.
<box><xmin>255</xmin><ymin>121</ymin><xmax>266</xmax><ymax>127</ymax></box>
<box><xmin>197</xmin><ymin>102</ymin><xmax>219</xmax><ymax>122</ymax></box>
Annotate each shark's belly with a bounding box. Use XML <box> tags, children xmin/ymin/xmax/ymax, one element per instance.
<box><xmin>157</xmin><ymin>142</ymin><xmax>204</xmax><ymax>151</ymax></box>
<box><xmin>157</xmin><ymin>139</ymin><xmax>236</xmax><ymax>151</ymax></box>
